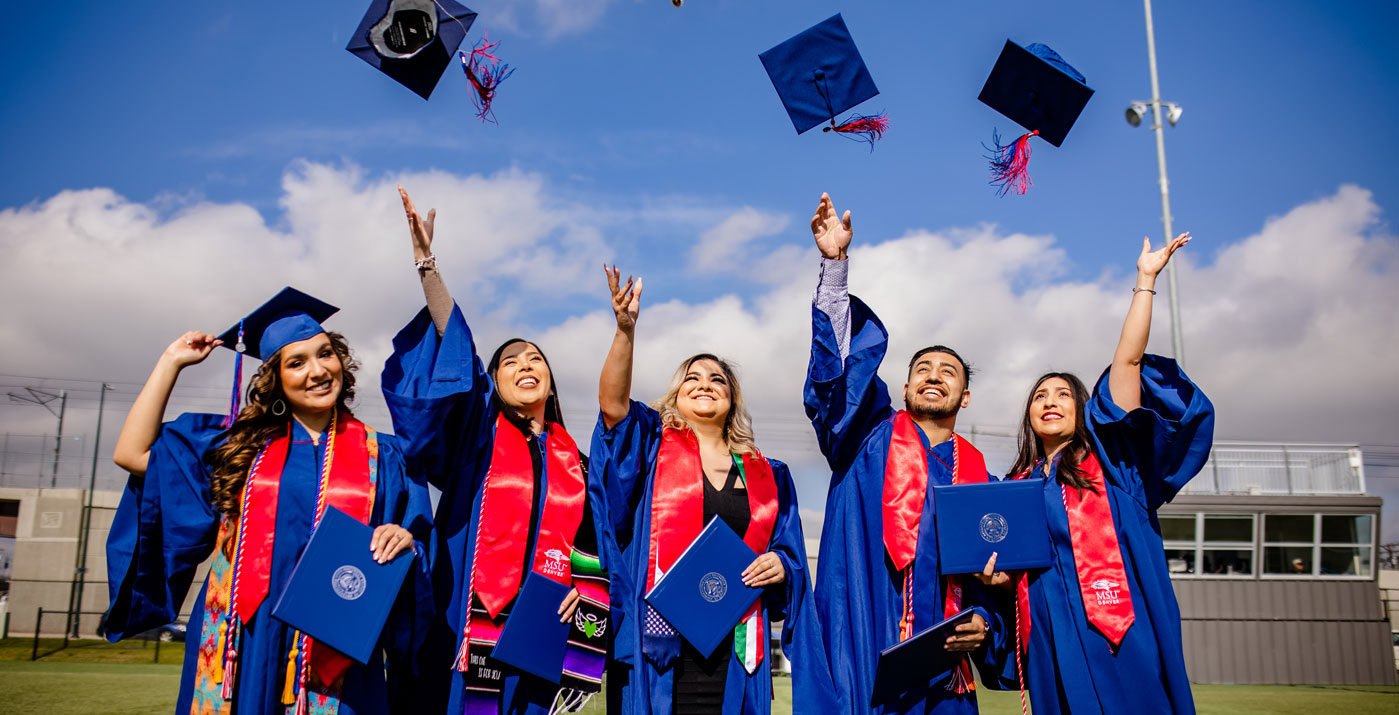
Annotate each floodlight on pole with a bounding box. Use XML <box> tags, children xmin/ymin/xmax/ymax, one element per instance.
<box><xmin>1129</xmin><ymin>0</ymin><xmax>1187</xmax><ymax>368</ymax></box>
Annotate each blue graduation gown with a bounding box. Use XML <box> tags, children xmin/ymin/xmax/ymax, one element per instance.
<box><xmin>589</xmin><ymin>401</ymin><xmax>822</xmax><ymax>715</ymax></box>
<box><xmin>381</xmin><ymin>304</ymin><xmax>606</xmax><ymax>715</ymax></box>
<box><xmin>104</xmin><ymin>413</ymin><xmax>435</xmax><ymax>715</ymax></box>
<box><xmin>993</xmin><ymin>356</ymin><xmax>1213</xmax><ymax>715</ymax></box>
<box><xmin>796</xmin><ymin>298</ymin><xmax>1013</xmax><ymax>715</ymax></box>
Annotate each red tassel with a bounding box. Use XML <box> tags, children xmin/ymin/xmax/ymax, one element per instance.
<box><xmin>459</xmin><ymin>32</ymin><xmax>515</xmax><ymax>123</ymax></box>
<box><xmin>986</xmin><ymin>129</ymin><xmax>1038</xmax><ymax>196</ymax></box>
<box><xmin>824</xmin><ymin>112</ymin><xmax>889</xmax><ymax>150</ymax></box>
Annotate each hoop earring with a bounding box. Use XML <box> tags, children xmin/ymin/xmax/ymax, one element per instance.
<box><xmin>271</xmin><ymin>399</ymin><xmax>287</xmax><ymax>416</ymax></box>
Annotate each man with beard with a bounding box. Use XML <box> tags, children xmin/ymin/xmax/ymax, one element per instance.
<box><xmin>787</xmin><ymin>193</ymin><xmax>1013</xmax><ymax>715</ymax></box>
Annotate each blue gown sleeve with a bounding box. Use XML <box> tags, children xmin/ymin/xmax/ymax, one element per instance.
<box><xmin>374</xmin><ymin>435</ymin><xmax>436</xmax><ymax>686</ymax></box>
<box><xmin>103</xmin><ymin>413</ymin><xmax>225</xmax><ymax>641</ymax></box>
<box><xmin>761</xmin><ymin>460</ymin><xmax>805</xmax><ymax>627</ymax></box>
<box><xmin>1087</xmin><ymin>354</ymin><xmax>1216</xmax><ymax>512</ymax></box>
<box><xmin>589</xmin><ymin>400</ymin><xmax>662</xmax><ymax>554</ymax></box>
<box><xmin>804</xmin><ymin>296</ymin><xmax>896</xmax><ymax>474</ymax></box>
<box><xmin>380</xmin><ymin>303</ymin><xmax>495</xmax><ymax>493</ymax></box>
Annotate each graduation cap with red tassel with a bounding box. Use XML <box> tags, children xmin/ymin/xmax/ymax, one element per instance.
<box><xmin>760</xmin><ymin>14</ymin><xmax>889</xmax><ymax>150</ymax></box>
<box><xmin>978</xmin><ymin>40</ymin><xmax>1095</xmax><ymax>196</ymax></box>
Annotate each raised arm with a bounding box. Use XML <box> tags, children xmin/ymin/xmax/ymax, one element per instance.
<box><xmin>112</xmin><ymin>332</ymin><xmax>221</xmax><ymax>475</ymax></box>
<box><xmin>811</xmin><ymin>192</ymin><xmax>853</xmax><ymax>360</ymax></box>
<box><xmin>599</xmin><ymin>265</ymin><xmax>642</xmax><ymax>430</ymax></box>
<box><xmin>398</xmin><ymin>185</ymin><xmax>454</xmax><ymax>336</ymax></box>
<box><xmin>1108</xmin><ymin>232</ymin><xmax>1191</xmax><ymax>412</ymax></box>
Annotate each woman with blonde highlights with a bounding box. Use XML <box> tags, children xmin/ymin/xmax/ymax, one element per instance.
<box><xmin>104</xmin><ymin>290</ymin><xmax>433</xmax><ymax>715</ymax></box>
<box><xmin>591</xmin><ymin>267</ymin><xmax>821</xmax><ymax>714</ymax></box>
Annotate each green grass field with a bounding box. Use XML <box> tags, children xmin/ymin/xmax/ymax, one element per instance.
<box><xmin>2</xmin><ymin>639</ymin><xmax>1395</xmax><ymax>714</ymax></box>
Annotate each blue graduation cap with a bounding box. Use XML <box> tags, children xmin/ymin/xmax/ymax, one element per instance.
<box><xmin>216</xmin><ymin>287</ymin><xmax>339</xmax><ymax>425</ymax></box>
<box><xmin>977</xmin><ymin>40</ymin><xmax>1095</xmax><ymax>195</ymax></box>
<box><xmin>759</xmin><ymin>14</ymin><xmax>888</xmax><ymax>147</ymax></box>
<box><xmin>347</xmin><ymin>0</ymin><xmax>477</xmax><ymax>100</ymax></box>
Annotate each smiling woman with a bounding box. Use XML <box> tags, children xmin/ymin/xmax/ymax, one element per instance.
<box><xmin>983</xmin><ymin>234</ymin><xmax>1217</xmax><ymax>715</ymax></box>
<box><xmin>591</xmin><ymin>266</ymin><xmax>821</xmax><ymax>715</ymax></box>
<box><xmin>102</xmin><ymin>288</ymin><xmax>434</xmax><ymax>715</ymax></box>
<box><xmin>380</xmin><ymin>186</ymin><xmax>609</xmax><ymax>714</ymax></box>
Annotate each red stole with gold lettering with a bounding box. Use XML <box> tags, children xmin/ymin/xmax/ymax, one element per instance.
<box><xmin>882</xmin><ymin>410</ymin><xmax>987</xmax><ymax>693</ymax></box>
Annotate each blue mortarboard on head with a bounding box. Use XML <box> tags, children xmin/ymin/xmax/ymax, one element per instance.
<box><xmin>217</xmin><ymin>287</ymin><xmax>339</xmax><ymax>361</ymax></box>
<box><xmin>347</xmin><ymin>0</ymin><xmax>477</xmax><ymax>100</ymax></box>
<box><xmin>760</xmin><ymin>14</ymin><xmax>888</xmax><ymax>147</ymax></box>
<box><xmin>216</xmin><ymin>287</ymin><xmax>339</xmax><ymax>427</ymax></box>
<box><xmin>977</xmin><ymin>40</ymin><xmax>1094</xmax><ymax>196</ymax></box>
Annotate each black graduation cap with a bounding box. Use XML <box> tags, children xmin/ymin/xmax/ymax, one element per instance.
<box><xmin>759</xmin><ymin>14</ymin><xmax>888</xmax><ymax>147</ymax></box>
<box><xmin>347</xmin><ymin>0</ymin><xmax>477</xmax><ymax>100</ymax></box>
<box><xmin>977</xmin><ymin>40</ymin><xmax>1095</xmax><ymax>195</ymax></box>
<box><xmin>215</xmin><ymin>287</ymin><xmax>339</xmax><ymax>426</ymax></box>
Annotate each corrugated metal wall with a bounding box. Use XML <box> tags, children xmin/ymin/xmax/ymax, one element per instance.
<box><xmin>1173</xmin><ymin>580</ymin><xmax>1396</xmax><ymax>684</ymax></box>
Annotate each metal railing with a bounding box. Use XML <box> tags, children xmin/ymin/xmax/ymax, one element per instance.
<box><xmin>1183</xmin><ymin>443</ymin><xmax>1364</xmax><ymax>496</ymax></box>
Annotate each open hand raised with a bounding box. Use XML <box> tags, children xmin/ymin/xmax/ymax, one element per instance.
<box><xmin>605</xmin><ymin>265</ymin><xmax>642</xmax><ymax>333</ymax></box>
<box><xmin>398</xmin><ymin>185</ymin><xmax>436</xmax><ymax>263</ymax></box>
<box><xmin>810</xmin><ymin>192</ymin><xmax>852</xmax><ymax>260</ymax></box>
<box><xmin>1137</xmin><ymin>232</ymin><xmax>1190</xmax><ymax>279</ymax></box>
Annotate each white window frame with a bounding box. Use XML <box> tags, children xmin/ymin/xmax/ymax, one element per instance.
<box><xmin>1260</xmin><ymin>513</ymin><xmax>1375</xmax><ymax>581</ymax></box>
<box><xmin>1162</xmin><ymin>512</ymin><xmax>1256</xmax><ymax>580</ymax></box>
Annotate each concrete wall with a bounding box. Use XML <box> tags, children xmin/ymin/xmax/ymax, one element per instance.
<box><xmin>1</xmin><ymin>486</ymin><xmax>208</xmax><ymax>637</ymax></box>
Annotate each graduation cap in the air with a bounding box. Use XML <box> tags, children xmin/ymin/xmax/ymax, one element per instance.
<box><xmin>216</xmin><ymin>287</ymin><xmax>340</xmax><ymax>425</ymax></box>
<box><xmin>760</xmin><ymin>14</ymin><xmax>889</xmax><ymax>148</ymax></box>
<box><xmin>978</xmin><ymin>40</ymin><xmax>1095</xmax><ymax>196</ymax></box>
<box><xmin>347</xmin><ymin>0</ymin><xmax>477</xmax><ymax>100</ymax></box>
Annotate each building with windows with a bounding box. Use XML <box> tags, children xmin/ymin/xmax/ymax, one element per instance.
<box><xmin>1160</xmin><ymin>442</ymin><xmax>1395</xmax><ymax>684</ymax></box>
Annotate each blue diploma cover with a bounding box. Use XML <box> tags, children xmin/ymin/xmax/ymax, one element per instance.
<box><xmin>644</xmin><ymin>518</ymin><xmax>763</xmax><ymax>658</ymax></box>
<box><xmin>271</xmin><ymin>507</ymin><xmax>414</xmax><ymax>664</ymax></box>
<box><xmin>871</xmin><ymin>608</ymin><xmax>978</xmax><ymax>705</ymax></box>
<box><xmin>933</xmin><ymin>479</ymin><xmax>1052</xmax><ymax>574</ymax></box>
<box><xmin>491</xmin><ymin>572</ymin><xmax>572</xmax><ymax>683</ymax></box>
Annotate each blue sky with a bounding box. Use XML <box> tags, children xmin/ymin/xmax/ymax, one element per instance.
<box><xmin>5</xmin><ymin>0</ymin><xmax>1397</xmax><ymax>282</ymax></box>
<box><xmin>2</xmin><ymin>1</ymin><xmax>1397</xmax><ymax>538</ymax></box>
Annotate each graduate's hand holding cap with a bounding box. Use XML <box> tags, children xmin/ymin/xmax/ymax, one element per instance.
<box><xmin>165</xmin><ymin>331</ymin><xmax>223</xmax><ymax>369</ymax></box>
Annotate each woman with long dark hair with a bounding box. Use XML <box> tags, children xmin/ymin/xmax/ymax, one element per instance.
<box><xmin>980</xmin><ymin>233</ymin><xmax>1215</xmax><ymax>714</ymax></box>
<box><xmin>591</xmin><ymin>267</ymin><xmax>821</xmax><ymax>714</ymax></box>
<box><xmin>104</xmin><ymin>289</ymin><xmax>433</xmax><ymax>715</ymax></box>
<box><xmin>381</xmin><ymin>187</ymin><xmax>608</xmax><ymax>714</ymax></box>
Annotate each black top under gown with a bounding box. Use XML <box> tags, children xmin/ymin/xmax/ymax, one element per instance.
<box><xmin>674</xmin><ymin>458</ymin><xmax>751</xmax><ymax>715</ymax></box>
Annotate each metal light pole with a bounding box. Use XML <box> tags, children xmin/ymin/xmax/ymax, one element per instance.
<box><xmin>69</xmin><ymin>383</ymin><xmax>111</xmax><ymax>637</ymax></box>
<box><xmin>1141</xmin><ymin>0</ymin><xmax>1186</xmax><ymax>367</ymax></box>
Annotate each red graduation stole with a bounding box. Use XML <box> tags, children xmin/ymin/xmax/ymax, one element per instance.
<box><xmin>1010</xmin><ymin>452</ymin><xmax>1135</xmax><ymax>699</ymax></box>
<box><xmin>225</xmin><ymin>412</ymin><xmax>374</xmax><ymax>705</ymax></box>
<box><xmin>455</xmin><ymin>413</ymin><xmax>587</xmax><ymax>671</ymax></box>
<box><xmin>647</xmin><ymin>427</ymin><xmax>779</xmax><ymax>673</ymax></box>
<box><xmin>882</xmin><ymin>410</ymin><xmax>987</xmax><ymax>693</ymax></box>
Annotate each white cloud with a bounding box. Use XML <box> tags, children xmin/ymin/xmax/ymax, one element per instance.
<box><xmin>2</xmin><ymin>167</ymin><xmax>1396</xmax><ymax>524</ymax></box>
<box><xmin>690</xmin><ymin>207</ymin><xmax>790</xmax><ymax>272</ymax></box>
